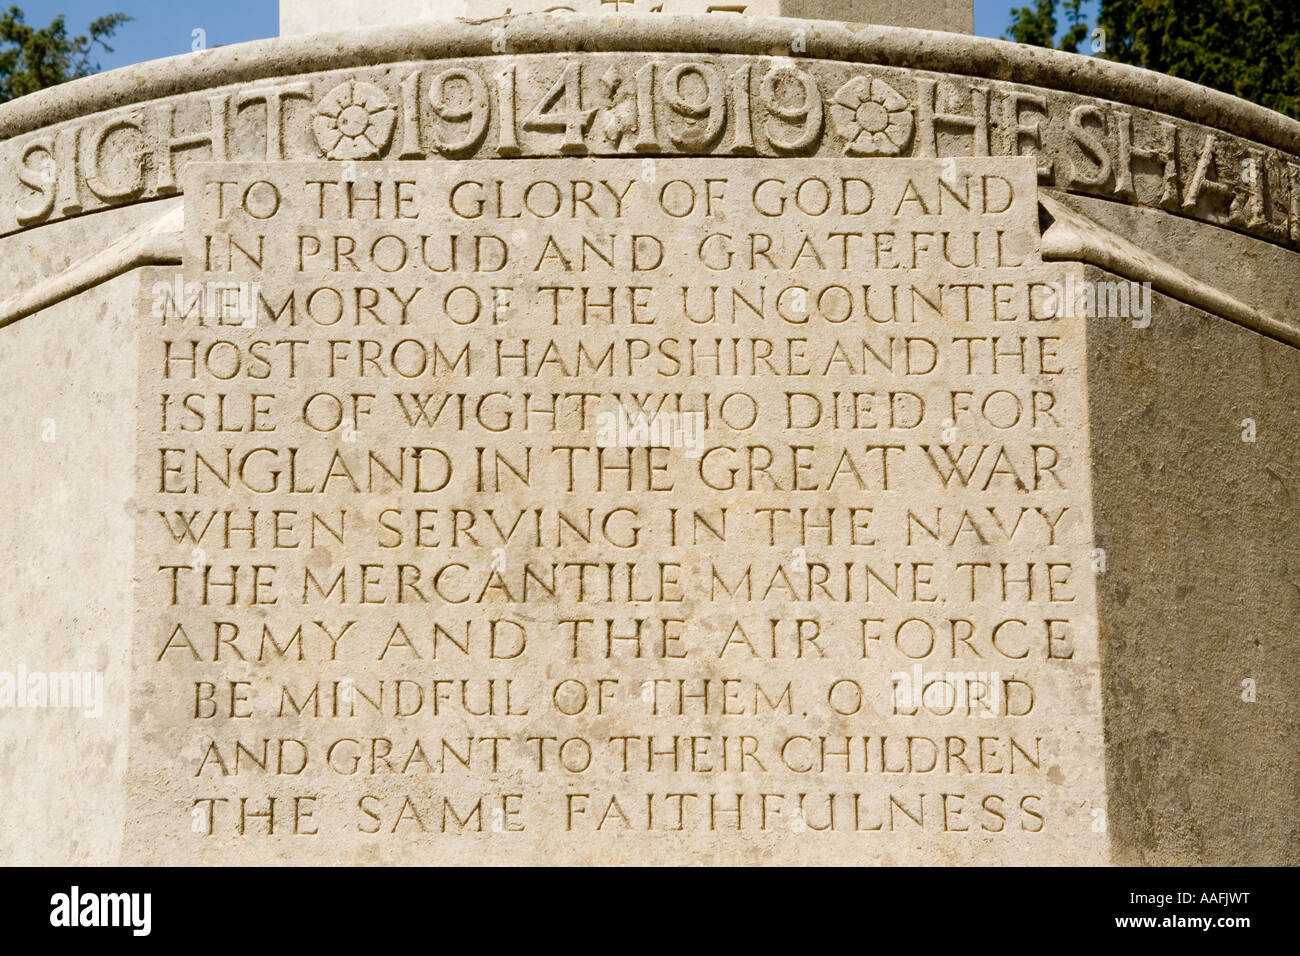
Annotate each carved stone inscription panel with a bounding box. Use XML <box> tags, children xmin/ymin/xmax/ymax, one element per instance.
<box><xmin>127</xmin><ymin>157</ymin><xmax>1106</xmax><ymax>864</ymax></box>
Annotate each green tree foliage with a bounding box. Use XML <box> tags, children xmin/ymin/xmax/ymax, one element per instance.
<box><xmin>0</xmin><ymin>6</ymin><xmax>131</xmax><ymax>103</ymax></box>
<box><xmin>1007</xmin><ymin>0</ymin><xmax>1300</xmax><ymax>119</ymax></box>
<box><xmin>1006</xmin><ymin>0</ymin><xmax>1090</xmax><ymax>53</ymax></box>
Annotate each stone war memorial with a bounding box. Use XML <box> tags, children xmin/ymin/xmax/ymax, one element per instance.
<box><xmin>0</xmin><ymin>0</ymin><xmax>1296</xmax><ymax>868</ymax></box>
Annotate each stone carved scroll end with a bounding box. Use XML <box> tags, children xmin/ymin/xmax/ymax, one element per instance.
<box><xmin>1037</xmin><ymin>192</ymin><xmax>1299</xmax><ymax>350</ymax></box>
<box><xmin>0</xmin><ymin>201</ymin><xmax>184</xmax><ymax>331</ymax></box>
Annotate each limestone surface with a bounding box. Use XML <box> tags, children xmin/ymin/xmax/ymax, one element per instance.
<box><xmin>0</xmin><ymin>12</ymin><xmax>1295</xmax><ymax>866</ymax></box>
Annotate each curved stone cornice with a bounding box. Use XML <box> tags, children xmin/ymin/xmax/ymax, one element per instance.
<box><xmin>1</xmin><ymin>14</ymin><xmax>1298</xmax><ymax>152</ymax></box>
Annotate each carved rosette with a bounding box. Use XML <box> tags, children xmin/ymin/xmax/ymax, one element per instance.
<box><xmin>830</xmin><ymin>75</ymin><xmax>914</xmax><ymax>156</ymax></box>
<box><xmin>312</xmin><ymin>80</ymin><xmax>397</xmax><ymax>160</ymax></box>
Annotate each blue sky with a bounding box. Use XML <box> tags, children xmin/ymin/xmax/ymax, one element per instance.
<box><xmin>20</xmin><ymin>1</ymin><xmax>1095</xmax><ymax>72</ymax></box>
